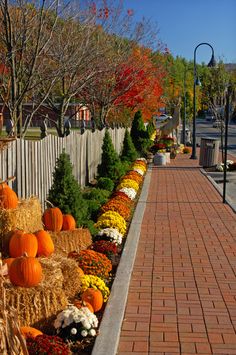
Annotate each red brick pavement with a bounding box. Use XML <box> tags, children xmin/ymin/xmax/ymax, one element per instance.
<box><xmin>117</xmin><ymin>153</ymin><xmax>236</xmax><ymax>355</ymax></box>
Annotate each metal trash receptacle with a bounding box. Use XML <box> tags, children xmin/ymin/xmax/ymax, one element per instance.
<box><xmin>199</xmin><ymin>137</ymin><xmax>220</xmax><ymax>167</ymax></box>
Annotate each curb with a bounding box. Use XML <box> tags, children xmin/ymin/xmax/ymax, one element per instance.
<box><xmin>92</xmin><ymin>167</ymin><xmax>152</xmax><ymax>355</ymax></box>
<box><xmin>200</xmin><ymin>168</ymin><xmax>236</xmax><ymax>213</ymax></box>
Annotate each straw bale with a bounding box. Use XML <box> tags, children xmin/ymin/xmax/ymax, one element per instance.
<box><xmin>0</xmin><ymin>197</ymin><xmax>43</xmax><ymax>254</ymax></box>
<box><xmin>40</xmin><ymin>254</ymin><xmax>82</xmax><ymax>299</ymax></box>
<box><xmin>50</xmin><ymin>228</ymin><xmax>92</xmax><ymax>256</ymax></box>
<box><xmin>4</xmin><ymin>281</ymin><xmax>68</xmax><ymax>332</ymax></box>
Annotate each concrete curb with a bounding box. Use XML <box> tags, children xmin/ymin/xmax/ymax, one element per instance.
<box><xmin>91</xmin><ymin>167</ymin><xmax>152</xmax><ymax>355</ymax></box>
<box><xmin>200</xmin><ymin>168</ymin><xmax>236</xmax><ymax>213</ymax></box>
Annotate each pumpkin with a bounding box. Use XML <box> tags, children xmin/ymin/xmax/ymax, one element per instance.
<box><xmin>62</xmin><ymin>214</ymin><xmax>76</xmax><ymax>231</ymax></box>
<box><xmin>9</xmin><ymin>253</ymin><xmax>43</xmax><ymax>287</ymax></box>
<box><xmin>77</xmin><ymin>267</ymin><xmax>84</xmax><ymax>277</ymax></box>
<box><xmin>9</xmin><ymin>230</ymin><xmax>38</xmax><ymax>258</ymax></box>
<box><xmin>35</xmin><ymin>230</ymin><xmax>54</xmax><ymax>257</ymax></box>
<box><xmin>0</xmin><ymin>182</ymin><xmax>18</xmax><ymax>209</ymax></box>
<box><xmin>73</xmin><ymin>299</ymin><xmax>94</xmax><ymax>313</ymax></box>
<box><xmin>20</xmin><ymin>326</ymin><xmax>43</xmax><ymax>339</ymax></box>
<box><xmin>43</xmin><ymin>207</ymin><xmax>63</xmax><ymax>232</ymax></box>
<box><xmin>3</xmin><ymin>257</ymin><xmax>15</xmax><ymax>270</ymax></box>
<box><xmin>81</xmin><ymin>288</ymin><xmax>103</xmax><ymax>312</ymax></box>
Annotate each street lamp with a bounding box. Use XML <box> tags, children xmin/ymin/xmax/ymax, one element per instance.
<box><xmin>190</xmin><ymin>42</ymin><xmax>216</xmax><ymax>159</ymax></box>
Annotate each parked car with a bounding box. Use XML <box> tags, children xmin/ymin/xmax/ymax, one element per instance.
<box><xmin>213</xmin><ymin>120</ymin><xmax>225</xmax><ymax>128</ymax></box>
<box><xmin>156</xmin><ymin>114</ymin><xmax>172</xmax><ymax>122</ymax></box>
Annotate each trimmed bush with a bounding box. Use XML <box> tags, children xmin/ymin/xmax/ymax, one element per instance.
<box><xmin>97</xmin><ymin>130</ymin><xmax>125</xmax><ymax>181</ymax></box>
<box><xmin>97</xmin><ymin>177</ymin><xmax>115</xmax><ymax>192</ymax></box>
<box><xmin>120</xmin><ymin>129</ymin><xmax>137</xmax><ymax>162</ymax></box>
<box><xmin>48</xmin><ymin>150</ymin><xmax>88</xmax><ymax>227</ymax></box>
<box><xmin>130</xmin><ymin>111</ymin><xmax>152</xmax><ymax>155</ymax></box>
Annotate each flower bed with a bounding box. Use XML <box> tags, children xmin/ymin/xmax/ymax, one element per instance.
<box><xmin>0</xmin><ymin>158</ymin><xmax>148</xmax><ymax>354</ymax></box>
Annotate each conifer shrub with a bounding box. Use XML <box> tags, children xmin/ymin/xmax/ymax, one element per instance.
<box><xmin>83</xmin><ymin>188</ymin><xmax>111</xmax><ymax>222</ymax></box>
<box><xmin>97</xmin><ymin>130</ymin><xmax>125</xmax><ymax>182</ymax></box>
<box><xmin>146</xmin><ymin>120</ymin><xmax>156</xmax><ymax>138</ymax></box>
<box><xmin>120</xmin><ymin>128</ymin><xmax>137</xmax><ymax>163</ymax></box>
<box><xmin>130</xmin><ymin>110</ymin><xmax>152</xmax><ymax>155</ymax></box>
<box><xmin>48</xmin><ymin>150</ymin><xmax>88</xmax><ymax>227</ymax></box>
<box><xmin>97</xmin><ymin>177</ymin><xmax>115</xmax><ymax>192</ymax></box>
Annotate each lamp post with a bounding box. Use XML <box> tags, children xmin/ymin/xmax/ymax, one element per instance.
<box><xmin>190</xmin><ymin>42</ymin><xmax>216</xmax><ymax>159</ymax></box>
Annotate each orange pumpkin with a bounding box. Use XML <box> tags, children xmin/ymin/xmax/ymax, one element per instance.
<box><xmin>9</xmin><ymin>254</ymin><xmax>43</xmax><ymax>287</ymax></box>
<box><xmin>0</xmin><ymin>183</ymin><xmax>18</xmax><ymax>209</ymax></box>
<box><xmin>9</xmin><ymin>230</ymin><xmax>38</xmax><ymax>258</ymax></box>
<box><xmin>62</xmin><ymin>214</ymin><xmax>76</xmax><ymax>231</ymax></box>
<box><xmin>20</xmin><ymin>326</ymin><xmax>43</xmax><ymax>338</ymax></box>
<box><xmin>3</xmin><ymin>257</ymin><xmax>15</xmax><ymax>270</ymax></box>
<box><xmin>81</xmin><ymin>288</ymin><xmax>103</xmax><ymax>312</ymax></box>
<box><xmin>77</xmin><ymin>267</ymin><xmax>84</xmax><ymax>277</ymax></box>
<box><xmin>35</xmin><ymin>230</ymin><xmax>54</xmax><ymax>257</ymax></box>
<box><xmin>43</xmin><ymin>207</ymin><xmax>63</xmax><ymax>232</ymax></box>
<box><xmin>73</xmin><ymin>299</ymin><xmax>94</xmax><ymax>313</ymax></box>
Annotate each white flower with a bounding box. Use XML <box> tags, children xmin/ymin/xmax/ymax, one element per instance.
<box><xmin>97</xmin><ymin>228</ymin><xmax>123</xmax><ymax>244</ymax></box>
<box><xmin>71</xmin><ymin>328</ymin><xmax>77</xmax><ymax>335</ymax></box>
<box><xmin>89</xmin><ymin>329</ymin><xmax>96</xmax><ymax>336</ymax></box>
<box><xmin>132</xmin><ymin>168</ymin><xmax>144</xmax><ymax>176</ymax></box>
<box><xmin>119</xmin><ymin>187</ymin><xmax>136</xmax><ymax>200</ymax></box>
<box><xmin>81</xmin><ymin>330</ymin><xmax>88</xmax><ymax>337</ymax></box>
<box><xmin>82</xmin><ymin>320</ymin><xmax>91</xmax><ymax>329</ymax></box>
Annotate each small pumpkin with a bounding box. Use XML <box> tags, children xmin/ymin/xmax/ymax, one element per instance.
<box><xmin>0</xmin><ymin>182</ymin><xmax>18</xmax><ymax>209</ymax></box>
<box><xmin>9</xmin><ymin>230</ymin><xmax>38</xmax><ymax>258</ymax></box>
<box><xmin>77</xmin><ymin>267</ymin><xmax>84</xmax><ymax>277</ymax></box>
<box><xmin>43</xmin><ymin>207</ymin><xmax>63</xmax><ymax>232</ymax></box>
<box><xmin>20</xmin><ymin>326</ymin><xmax>43</xmax><ymax>339</ymax></box>
<box><xmin>62</xmin><ymin>214</ymin><xmax>76</xmax><ymax>231</ymax></box>
<box><xmin>35</xmin><ymin>230</ymin><xmax>54</xmax><ymax>257</ymax></box>
<box><xmin>9</xmin><ymin>253</ymin><xmax>43</xmax><ymax>287</ymax></box>
<box><xmin>81</xmin><ymin>288</ymin><xmax>103</xmax><ymax>312</ymax></box>
<box><xmin>73</xmin><ymin>299</ymin><xmax>94</xmax><ymax>313</ymax></box>
<box><xmin>3</xmin><ymin>257</ymin><xmax>15</xmax><ymax>271</ymax></box>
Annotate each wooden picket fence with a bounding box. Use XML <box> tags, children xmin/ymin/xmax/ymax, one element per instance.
<box><xmin>0</xmin><ymin>128</ymin><xmax>126</xmax><ymax>209</ymax></box>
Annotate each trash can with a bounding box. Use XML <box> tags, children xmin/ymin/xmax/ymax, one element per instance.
<box><xmin>153</xmin><ymin>153</ymin><xmax>166</xmax><ymax>166</ymax></box>
<box><xmin>199</xmin><ymin>137</ymin><xmax>220</xmax><ymax>167</ymax></box>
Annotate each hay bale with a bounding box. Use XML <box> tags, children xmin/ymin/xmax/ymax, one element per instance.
<box><xmin>0</xmin><ymin>197</ymin><xmax>43</xmax><ymax>254</ymax></box>
<box><xmin>40</xmin><ymin>254</ymin><xmax>82</xmax><ymax>299</ymax></box>
<box><xmin>4</xmin><ymin>281</ymin><xmax>68</xmax><ymax>333</ymax></box>
<box><xmin>50</xmin><ymin>228</ymin><xmax>92</xmax><ymax>256</ymax></box>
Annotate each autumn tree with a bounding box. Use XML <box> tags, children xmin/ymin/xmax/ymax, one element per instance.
<box><xmin>37</xmin><ymin>8</ymin><xmax>101</xmax><ymax>137</ymax></box>
<box><xmin>0</xmin><ymin>0</ymin><xmax>61</xmax><ymax>136</ymax></box>
<box><xmin>80</xmin><ymin>0</ymin><xmax>163</xmax><ymax>126</ymax></box>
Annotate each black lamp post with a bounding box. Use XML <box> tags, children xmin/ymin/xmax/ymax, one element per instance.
<box><xmin>190</xmin><ymin>42</ymin><xmax>216</xmax><ymax>159</ymax></box>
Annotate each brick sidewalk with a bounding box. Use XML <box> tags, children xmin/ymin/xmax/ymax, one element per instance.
<box><xmin>118</xmin><ymin>154</ymin><xmax>236</xmax><ymax>355</ymax></box>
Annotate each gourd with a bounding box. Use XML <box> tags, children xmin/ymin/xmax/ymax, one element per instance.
<box><xmin>9</xmin><ymin>230</ymin><xmax>38</xmax><ymax>258</ymax></box>
<box><xmin>81</xmin><ymin>288</ymin><xmax>103</xmax><ymax>312</ymax></box>
<box><xmin>35</xmin><ymin>230</ymin><xmax>54</xmax><ymax>257</ymax></box>
<box><xmin>62</xmin><ymin>214</ymin><xmax>76</xmax><ymax>231</ymax></box>
<box><xmin>9</xmin><ymin>253</ymin><xmax>43</xmax><ymax>287</ymax></box>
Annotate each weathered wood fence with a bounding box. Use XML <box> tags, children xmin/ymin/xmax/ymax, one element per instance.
<box><xmin>0</xmin><ymin>128</ymin><xmax>126</xmax><ymax>209</ymax></box>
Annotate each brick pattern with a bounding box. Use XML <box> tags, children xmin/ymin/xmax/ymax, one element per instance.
<box><xmin>118</xmin><ymin>154</ymin><xmax>236</xmax><ymax>354</ymax></box>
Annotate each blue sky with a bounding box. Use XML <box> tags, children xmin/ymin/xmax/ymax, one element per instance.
<box><xmin>122</xmin><ymin>0</ymin><xmax>236</xmax><ymax>64</ymax></box>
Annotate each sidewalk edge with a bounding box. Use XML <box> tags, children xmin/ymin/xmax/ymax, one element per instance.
<box><xmin>91</xmin><ymin>167</ymin><xmax>152</xmax><ymax>355</ymax></box>
<box><xmin>200</xmin><ymin>168</ymin><xmax>236</xmax><ymax>213</ymax></box>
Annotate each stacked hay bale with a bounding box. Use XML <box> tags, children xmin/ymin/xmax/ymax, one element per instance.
<box><xmin>49</xmin><ymin>228</ymin><xmax>92</xmax><ymax>256</ymax></box>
